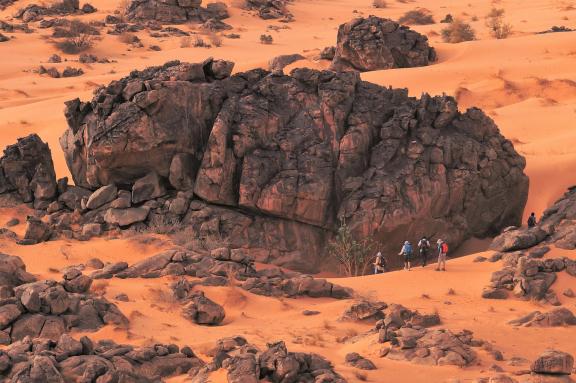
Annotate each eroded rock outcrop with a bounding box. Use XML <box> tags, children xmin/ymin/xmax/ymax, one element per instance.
<box><xmin>205</xmin><ymin>337</ymin><xmax>346</xmax><ymax>383</ymax></box>
<box><xmin>59</xmin><ymin>59</ymin><xmax>527</xmax><ymax>270</ymax></box>
<box><xmin>331</xmin><ymin>16</ymin><xmax>436</xmax><ymax>72</ymax></box>
<box><xmin>243</xmin><ymin>0</ymin><xmax>293</xmax><ymax>21</ymax></box>
<box><xmin>125</xmin><ymin>0</ymin><xmax>229</xmax><ymax>24</ymax></box>
<box><xmin>0</xmin><ymin>334</ymin><xmax>204</xmax><ymax>381</ymax></box>
<box><xmin>0</xmin><ymin>134</ymin><xmax>57</xmax><ymax>209</ymax></box>
<box><xmin>491</xmin><ymin>187</ymin><xmax>576</xmax><ymax>252</ymax></box>
<box><xmin>482</xmin><ymin>249</ymin><xmax>575</xmax><ymax>304</ymax></box>
<box><xmin>103</xmin><ymin>248</ymin><xmax>353</xmax><ymax>299</ymax></box>
<box><xmin>379</xmin><ymin>327</ymin><xmax>481</xmax><ymax>367</ymax></box>
<box><xmin>0</xmin><ymin>254</ymin><xmax>127</xmax><ymax>345</ymax></box>
<box><xmin>509</xmin><ymin>308</ymin><xmax>576</xmax><ymax>327</ymax></box>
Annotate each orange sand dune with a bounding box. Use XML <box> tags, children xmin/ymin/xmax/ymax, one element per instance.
<box><xmin>1</xmin><ymin>205</ymin><xmax>574</xmax><ymax>382</ymax></box>
<box><xmin>1</xmin><ymin>0</ymin><xmax>576</xmax><ymax>381</ymax></box>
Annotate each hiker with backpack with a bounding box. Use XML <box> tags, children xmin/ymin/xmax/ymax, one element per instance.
<box><xmin>527</xmin><ymin>212</ymin><xmax>537</xmax><ymax>228</ymax></box>
<box><xmin>436</xmin><ymin>239</ymin><xmax>448</xmax><ymax>271</ymax></box>
<box><xmin>418</xmin><ymin>236</ymin><xmax>431</xmax><ymax>267</ymax></box>
<box><xmin>373</xmin><ymin>251</ymin><xmax>386</xmax><ymax>274</ymax></box>
<box><xmin>399</xmin><ymin>241</ymin><xmax>413</xmax><ymax>271</ymax></box>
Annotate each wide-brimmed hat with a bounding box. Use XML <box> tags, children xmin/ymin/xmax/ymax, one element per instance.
<box><xmin>437</xmin><ymin>239</ymin><xmax>443</xmax><ymax>244</ymax></box>
<box><xmin>404</xmin><ymin>241</ymin><xmax>410</xmax><ymax>245</ymax></box>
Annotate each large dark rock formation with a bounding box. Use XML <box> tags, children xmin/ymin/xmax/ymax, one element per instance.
<box><xmin>331</xmin><ymin>16</ymin><xmax>437</xmax><ymax>72</ymax></box>
<box><xmin>0</xmin><ymin>134</ymin><xmax>57</xmax><ymax>209</ymax></box>
<box><xmin>125</xmin><ymin>0</ymin><xmax>229</xmax><ymax>24</ymax></box>
<box><xmin>59</xmin><ymin>58</ymin><xmax>528</xmax><ymax>271</ymax></box>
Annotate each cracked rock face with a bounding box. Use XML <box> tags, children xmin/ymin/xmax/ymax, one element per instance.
<box><xmin>331</xmin><ymin>16</ymin><xmax>437</xmax><ymax>72</ymax></box>
<box><xmin>60</xmin><ymin>59</ymin><xmax>528</xmax><ymax>270</ymax></box>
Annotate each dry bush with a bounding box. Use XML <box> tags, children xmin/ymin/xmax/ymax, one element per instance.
<box><xmin>440</xmin><ymin>14</ymin><xmax>453</xmax><ymax>23</ymax></box>
<box><xmin>441</xmin><ymin>18</ymin><xmax>476</xmax><ymax>43</ymax></box>
<box><xmin>193</xmin><ymin>35</ymin><xmax>209</xmax><ymax>47</ymax></box>
<box><xmin>118</xmin><ymin>32</ymin><xmax>138</xmax><ymax>44</ymax></box>
<box><xmin>180</xmin><ymin>36</ymin><xmax>192</xmax><ymax>48</ymax></box>
<box><xmin>54</xmin><ymin>19</ymin><xmax>98</xmax><ymax>53</ymax></box>
<box><xmin>260</xmin><ymin>34</ymin><xmax>273</xmax><ymax>44</ymax></box>
<box><xmin>486</xmin><ymin>8</ymin><xmax>512</xmax><ymax>39</ymax></box>
<box><xmin>447</xmin><ymin>288</ymin><xmax>456</xmax><ymax>295</ymax></box>
<box><xmin>372</xmin><ymin>0</ymin><xmax>387</xmax><ymax>8</ymax></box>
<box><xmin>398</xmin><ymin>8</ymin><xmax>435</xmax><ymax>25</ymax></box>
<box><xmin>208</xmin><ymin>32</ymin><xmax>222</xmax><ymax>47</ymax></box>
<box><xmin>354</xmin><ymin>371</ymin><xmax>368</xmax><ymax>381</ymax></box>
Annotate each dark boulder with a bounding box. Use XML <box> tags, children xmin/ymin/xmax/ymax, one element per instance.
<box><xmin>0</xmin><ymin>134</ymin><xmax>57</xmax><ymax>206</ymax></box>
<box><xmin>182</xmin><ymin>291</ymin><xmax>225</xmax><ymax>325</ymax></box>
<box><xmin>331</xmin><ymin>16</ymin><xmax>436</xmax><ymax>72</ymax></box>
<box><xmin>531</xmin><ymin>350</ymin><xmax>574</xmax><ymax>375</ymax></box>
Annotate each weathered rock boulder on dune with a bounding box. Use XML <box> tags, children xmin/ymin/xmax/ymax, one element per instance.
<box><xmin>125</xmin><ymin>0</ymin><xmax>229</xmax><ymax>24</ymax></box>
<box><xmin>331</xmin><ymin>16</ymin><xmax>437</xmax><ymax>72</ymax></box>
<box><xmin>60</xmin><ymin>59</ymin><xmax>528</xmax><ymax>270</ymax></box>
<box><xmin>0</xmin><ymin>134</ymin><xmax>57</xmax><ymax>208</ymax></box>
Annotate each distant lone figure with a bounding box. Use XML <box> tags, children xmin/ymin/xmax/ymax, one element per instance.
<box><xmin>436</xmin><ymin>239</ymin><xmax>448</xmax><ymax>271</ymax></box>
<box><xmin>527</xmin><ymin>212</ymin><xmax>537</xmax><ymax>228</ymax></box>
<box><xmin>418</xmin><ymin>236</ymin><xmax>431</xmax><ymax>267</ymax></box>
<box><xmin>399</xmin><ymin>241</ymin><xmax>413</xmax><ymax>271</ymax></box>
<box><xmin>373</xmin><ymin>251</ymin><xmax>386</xmax><ymax>274</ymax></box>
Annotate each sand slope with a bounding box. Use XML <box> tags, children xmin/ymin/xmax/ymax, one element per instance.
<box><xmin>1</xmin><ymin>0</ymin><xmax>576</xmax><ymax>381</ymax></box>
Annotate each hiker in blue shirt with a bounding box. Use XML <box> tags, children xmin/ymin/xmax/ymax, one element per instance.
<box><xmin>399</xmin><ymin>241</ymin><xmax>413</xmax><ymax>271</ymax></box>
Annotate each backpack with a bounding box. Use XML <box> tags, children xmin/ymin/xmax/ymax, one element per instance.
<box><xmin>420</xmin><ymin>239</ymin><xmax>430</xmax><ymax>249</ymax></box>
<box><xmin>405</xmin><ymin>243</ymin><xmax>413</xmax><ymax>255</ymax></box>
<box><xmin>378</xmin><ymin>256</ymin><xmax>386</xmax><ymax>267</ymax></box>
<box><xmin>528</xmin><ymin>216</ymin><xmax>536</xmax><ymax>227</ymax></box>
<box><xmin>441</xmin><ymin>242</ymin><xmax>449</xmax><ymax>254</ymax></box>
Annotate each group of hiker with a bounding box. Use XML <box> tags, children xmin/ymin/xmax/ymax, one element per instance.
<box><xmin>372</xmin><ymin>237</ymin><xmax>449</xmax><ymax>274</ymax></box>
<box><xmin>372</xmin><ymin>212</ymin><xmax>539</xmax><ymax>274</ymax></box>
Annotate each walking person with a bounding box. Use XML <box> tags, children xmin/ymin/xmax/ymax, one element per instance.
<box><xmin>418</xmin><ymin>236</ymin><xmax>431</xmax><ymax>267</ymax></box>
<box><xmin>399</xmin><ymin>241</ymin><xmax>413</xmax><ymax>271</ymax></box>
<box><xmin>436</xmin><ymin>239</ymin><xmax>448</xmax><ymax>271</ymax></box>
<box><xmin>527</xmin><ymin>212</ymin><xmax>537</xmax><ymax>228</ymax></box>
<box><xmin>373</xmin><ymin>251</ymin><xmax>386</xmax><ymax>274</ymax></box>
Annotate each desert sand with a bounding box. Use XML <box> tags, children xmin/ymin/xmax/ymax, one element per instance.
<box><xmin>0</xmin><ymin>0</ymin><xmax>575</xmax><ymax>382</ymax></box>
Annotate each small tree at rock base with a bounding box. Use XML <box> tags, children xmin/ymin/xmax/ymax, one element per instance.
<box><xmin>327</xmin><ymin>220</ymin><xmax>376</xmax><ymax>277</ymax></box>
